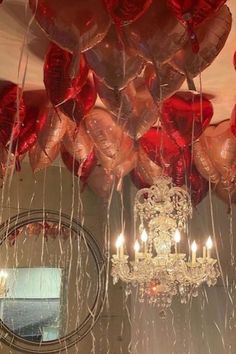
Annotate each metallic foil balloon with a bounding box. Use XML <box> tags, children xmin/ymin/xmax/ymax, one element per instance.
<box><xmin>188</xmin><ymin>166</ymin><xmax>209</xmax><ymax>206</ymax></box>
<box><xmin>11</xmin><ymin>103</ymin><xmax>48</xmax><ymax>156</ymax></box>
<box><xmin>29</xmin><ymin>142</ymin><xmax>60</xmax><ymax>173</ymax></box>
<box><xmin>95</xmin><ymin>77</ymin><xmax>158</xmax><ymax>139</ymax></box>
<box><xmin>59</xmin><ymin>76</ymin><xmax>97</xmax><ymax>125</ymax></box>
<box><xmin>85</xmin><ymin>25</ymin><xmax>144</xmax><ymax>90</ymax></box>
<box><xmin>123</xmin><ymin>0</ymin><xmax>187</xmax><ymax>66</ymax></box>
<box><xmin>63</xmin><ymin>118</ymin><xmax>93</xmax><ymax>162</ymax></box>
<box><xmin>167</xmin><ymin>0</ymin><xmax>226</xmax><ymax>27</ymax></box>
<box><xmin>30</xmin><ymin>0</ymin><xmax>111</xmax><ymax>53</ymax></box>
<box><xmin>44</xmin><ymin>42</ymin><xmax>89</xmax><ymax>106</ymax></box>
<box><xmin>170</xmin><ymin>6</ymin><xmax>232</xmax><ymax>78</ymax></box>
<box><xmin>134</xmin><ymin>146</ymin><xmax>165</xmax><ymax>185</ymax></box>
<box><xmin>130</xmin><ymin>168</ymin><xmax>151</xmax><ymax>189</ymax></box>
<box><xmin>201</xmin><ymin>121</ymin><xmax>236</xmax><ymax>182</ymax></box>
<box><xmin>29</xmin><ymin>108</ymin><xmax>67</xmax><ymax>172</ymax></box>
<box><xmin>230</xmin><ymin>104</ymin><xmax>236</xmax><ymax>138</ymax></box>
<box><xmin>0</xmin><ymin>83</ymin><xmax>25</xmax><ymax>147</ymax></box>
<box><xmin>38</xmin><ymin>108</ymin><xmax>67</xmax><ymax>151</ymax></box>
<box><xmin>215</xmin><ymin>181</ymin><xmax>236</xmax><ymax>205</ymax></box>
<box><xmin>103</xmin><ymin>0</ymin><xmax>152</xmax><ymax>26</ymax></box>
<box><xmin>61</xmin><ymin>147</ymin><xmax>96</xmax><ymax>183</ymax></box>
<box><xmin>170</xmin><ymin>148</ymin><xmax>191</xmax><ymax>187</ymax></box>
<box><xmin>139</xmin><ymin>127</ymin><xmax>181</xmax><ymax>168</ymax></box>
<box><xmin>161</xmin><ymin>91</ymin><xmax>213</xmax><ymax>148</ymax></box>
<box><xmin>87</xmin><ymin>165</ymin><xmax>114</xmax><ymax>199</ymax></box>
<box><xmin>145</xmin><ymin>63</ymin><xmax>185</xmax><ymax>103</ymax></box>
<box><xmin>85</xmin><ymin>107</ymin><xmax>135</xmax><ymax>171</ymax></box>
<box><xmin>193</xmin><ymin>140</ymin><xmax>221</xmax><ymax>184</ymax></box>
<box><xmin>167</xmin><ymin>0</ymin><xmax>226</xmax><ymax>52</ymax></box>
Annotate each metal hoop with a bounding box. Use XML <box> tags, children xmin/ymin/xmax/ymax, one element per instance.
<box><xmin>0</xmin><ymin>210</ymin><xmax>106</xmax><ymax>353</ymax></box>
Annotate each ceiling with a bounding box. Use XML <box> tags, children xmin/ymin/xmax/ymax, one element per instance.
<box><xmin>0</xmin><ymin>0</ymin><xmax>235</xmax><ymax>124</ymax></box>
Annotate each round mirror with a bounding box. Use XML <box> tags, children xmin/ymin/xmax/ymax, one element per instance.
<box><xmin>0</xmin><ymin>210</ymin><xmax>106</xmax><ymax>353</ymax></box>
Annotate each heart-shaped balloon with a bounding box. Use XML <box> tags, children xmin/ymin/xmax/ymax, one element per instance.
<box><xmin>44</xmin><ymin>43</ymin><xmax>89</xmax><ymax>106</ymax></box>
<box><xmin>131</xmin><ymin>146</ymin><xmax>163</xmax><ymax>187</ymax></box>
<box><xmin>145</xmin><ymin>63</ymin><xmax>185</xmax><ymax>103</ymax></box>
<box><xmin>29</xmin><ymin>141</ymin><xmax>60</xmax><ymax>173</ymax></box>
<box><xmin>123</xmin><ymin>0</ymin><xmax>187</xmax><ymax>66</ymax></box>
<box><xmin>85</xmin><ymin>107</ymin><xmax>135</xmax><ymax>171</ymax></box>
<box><xmin>61</xmin><ymin>147</ymin><xmax>96</xmax><ymax>183</ymax></box>
<box><xmin>201</xmin><ymin>121</ymin><xmax>236</xmax><ymax>181</ymax></box>
<box><xmin>103</xmin><ymin>0</ymin><xmax>152</xmax><ymax>26</ymax></box>
<box><xmin>193</xmin><ymin>140</ymin><xmax>221</xmax><ymax>184</ymax></box>
<box><xmin>10</xmin><ymin>90</ymin><xmax>48</xmax><ymax>156</ymax></box>
<box><xmin>167</xmin><ymin>0</ymin><xmax>226</xmax><ymax>27</ymax></box>
<box><xmin>95</xmin><ymin>76</ymin><xmax>158</xmax><ymax>139</ymax></box>
<box><xmin>87</xmin><ymin>165</ymin><xmax>114</xmax><ymax>199</ymax></box>
<box><xmin>62</xmin><ymin>118</ymin><xmax>93</xmax><ymax>162</ymax></box>
<box><xmin>161</xmin><ymin>91</ymin><xmax>213</xmax><ymax>148</ymax></box>
<box><xmin>139</xmin><ymin>127</ymin><xmax>181</xmax><ymax>168</ymax></box>
<box><xmin>59</xmin><ymin>76</ymin><xmax>97</xmax><ymax>125</ymax></box>
<box><xmin>30</xmin><ymin>0</ymin><xmax>111</xmax><ymax>53</ymax></box>
<box><xmin>230</xmin><ymin>104</ymin><xmax>236</xmax><ymax>138</ymax></box>
<box><xmin>188</xmin><ymin>165</ymin><xmax>209</xmax><ymax>206</ymax></box>
<box><xmin>169</xmin><ymin>148</ymin><xmax>191</xmax><ymax>187</ymax></box>
<box><xmin>85</xmin><ymin>25</ymin><xmax>144</xmax><ymax>90</ymax></box>
<box><xmin>170</xmin><ymin>6</ymin><xmax>232</xmax><ymax>78</ymax></box>
<box><xmin>0</xmin><ymin>83</ymin><xmax>25</xmax><ymax>147</ymax></box>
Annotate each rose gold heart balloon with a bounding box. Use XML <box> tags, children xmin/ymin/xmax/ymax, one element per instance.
<box><xmin>30</xmin><ymin>0</ymin><xmax>111</xmax><ymax>53</ymax></box>
<box><xmin>38</xmin><ymin>108</ymin><xmax>67</xmax><ymax>151</ymax></box>
<box><xmin>135</xmin><ymin>146</ymin><xmax>163</xmax><ymax>185</ymax></box>
<box><xmin>202</xmin><ymin>121</ymin><xmax>236</xmax><ymax>182</ymax></box>
<box><xmin>29</xmin><ymin>142</ymin><xmax>60</xmax><ymax>173</ymax></box>
<box><xmin>145</xmin><ymin>63</ymin><xmax>185</xmax><ymax>103</ymax></box>
<box><xmin>95</xmin><ymin>76</ymin><xmax>158</xmax><ymax>139</ymax></box>
<box><xmin>87</xmin><ymin>165</ymin><xmax>114</xmax><ymax>199</ymax></box>
<box><xmin>123</xmin><ymin>0</ymin><xmax>187</xmax><ymax>66</ymax></box>
<box><xmin>85</xmin><ymin>25</ymin><xmax>144</xmax><ymax>90</ymax></box>
<box><xmin>63</xmin><ymin>118</ymin><xmax>93</xmax><ymax>162</ymax></box>
<box><xmin>193</xmin><ymin>140</ymin><xmax>221</xmax><ymax>184</ymax></box>
<box><xmin>170</xmin><ymin>6</ymin><xmax>232</xmax><ymax>78</ymax></box>
<box><xmin>85</xmin><ymin>107</ymin><xmax>135</xmax><ymax>171</ymax></box>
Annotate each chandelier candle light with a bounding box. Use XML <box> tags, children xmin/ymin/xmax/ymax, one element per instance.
<box><xmin>111</xmin><ymin>177</ymin><xmax>220</xmax><ymax>315</ymax></box>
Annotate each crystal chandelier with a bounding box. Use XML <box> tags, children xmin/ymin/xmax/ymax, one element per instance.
<box><xmin>111</xmin><ymin>177</ymin><xmax>220</xmax><ymax>314</ymax></box>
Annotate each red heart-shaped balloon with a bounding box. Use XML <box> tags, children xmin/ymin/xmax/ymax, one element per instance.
<box><xmin>167</xmin><ymin>0</ymin><xmax>226</xmax><ymax>27</ymax></box>
<box><xmin>0</xmin><ymin>83</ymin><xmax>25</xmax><ymax>147</ymax></box>
<box><xmin>188</xmin><ymin>165</ymin><xmax>209</xmax><ymax>206</ymax></box>
<box><xmin>167</xmin><ymin>0</ymin><xmax>226</xmax><ymax>52</ymax></box>
<box><xmin>59</xmin><ymin>77</ymin><xmax>97</xmax><ymax>124</ymax></box>
<box><xmin>139</xmin><ymin>127</ymin><xmax>181</xmax><ymax>168</ymax></box>
<box><xmin>161</xmin><ymin>91</ymin><xmax>213</xmax><ymax>148</ymax></box>
<box><xmin>44</xmin><ymin>43</ymin><xmax>89</xmax><ymax>106</ymax></box>
<box><xmin>103</xmin><ymin>0</ymin><xmax>152</xmax><ymax>26</ymax></box>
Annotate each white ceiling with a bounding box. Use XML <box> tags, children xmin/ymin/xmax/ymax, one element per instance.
<box><xmin>0</xmin><ymin>0</ymin><xmax>235</xmax><ymax>124</ymax></box>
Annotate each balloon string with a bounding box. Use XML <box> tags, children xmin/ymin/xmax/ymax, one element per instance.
<box><xmin>186</xmin><ymin>73</ymin><xmax>197</xmax><ymax>92</ymax></box>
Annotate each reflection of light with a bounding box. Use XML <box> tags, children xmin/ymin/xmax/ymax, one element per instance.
<box><xmin>0</xmin><ymin>270</ymin><xmax>8</xmax><ymax>298</ymax></box>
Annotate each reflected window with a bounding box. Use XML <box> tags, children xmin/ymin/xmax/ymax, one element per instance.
<box><xmin>0</xmin><ymin>268</ymin><xmax>62</xmax><ymax>342</ymax></box>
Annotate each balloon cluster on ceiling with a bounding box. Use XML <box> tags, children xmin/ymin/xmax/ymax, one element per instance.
<box><xmin>0</xmin><ymin>0</ymin><xmax>235</xmax><ymax>205</ymax></box>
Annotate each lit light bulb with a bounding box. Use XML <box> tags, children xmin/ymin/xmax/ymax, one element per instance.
<box><xmin>141</xmin><ymin>229</ymin><xmax>148</xmax><ymax>243</ymax></box>
<box><xmin>206</xmin><ymin>236</ymin><xmax>213</xmax><ymax>259</ymax></box>
<box><xmin>134</xmin><ymin>240</ymin><xmax>140</xmax><ymax>253</ymax></box>
<box><xmin>174</xmin><ymin>229</ymin><xmax>181</xmax><ymax>243</ymax></box>
<box><xmin>191</xmin><ymin>240</ymin><xmax>197</xmax><ymax>264</ymax></box>
<box><xmin>116</xmin><ymin>233</ymin><xmax>125</xmax><ymax>258</ymax></box>
<box><xmin>206</xmin><ymin>236</ymin><xmax>213</xmax><ymax>250</ymax></box>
